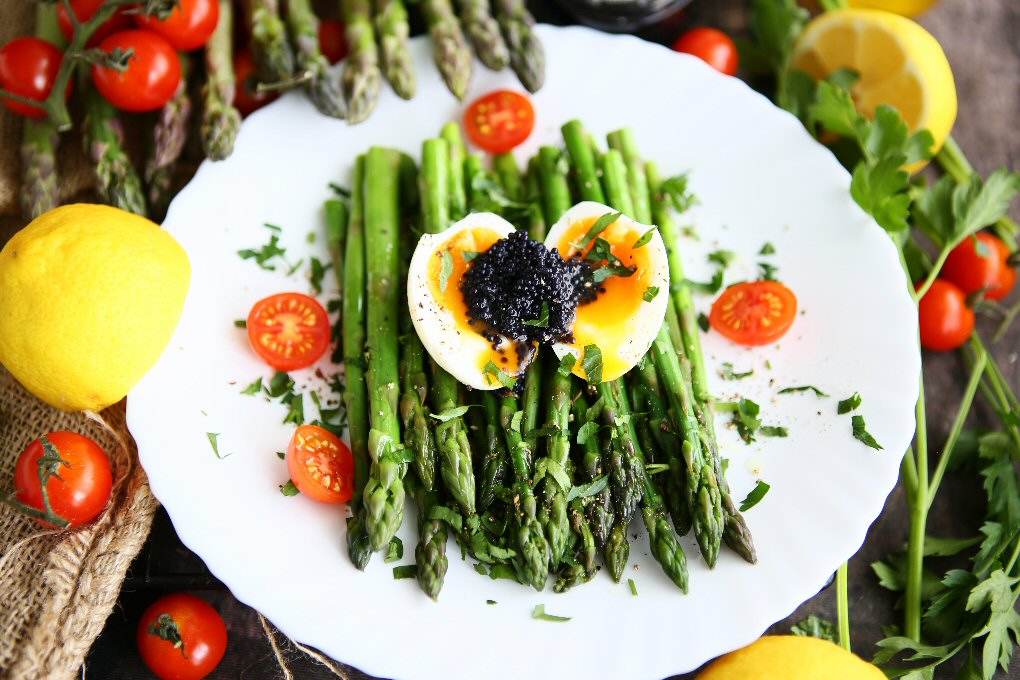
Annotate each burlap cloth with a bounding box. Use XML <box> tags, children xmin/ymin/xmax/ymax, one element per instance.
<box><xmin>0</xmin><ymin>4</ymin><xmax>162</xmax><ymax>679</ymax></box>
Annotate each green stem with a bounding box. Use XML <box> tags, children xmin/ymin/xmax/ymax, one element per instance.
<box><xmin>836</xmin><ymin>562</ymin><xmax>850</xmax><ymax>652</ymax></box>
<box><xmin>927</xmin><ymin>349</ymin><xmax>986</xmax><ymax>508</ymax></box>
<box><xmin>904</xmin><ymin>373</ymin><xmax>928</xmax><ymax>642</ymax></box>
<box><xmin>936</xmin><ymin>136</ymin><xmax>1019</xmax><ymax>251</ymax></box>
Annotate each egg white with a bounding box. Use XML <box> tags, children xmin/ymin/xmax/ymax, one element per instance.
<box><xmin>407</xmin><ymin>212</ymin><xmax>517</xmax><ymax>390</ymax></box>
<box><xmin>543</xmin><ymin>201</ymin><xmax>670</xmax><ymax>383</ymax></box>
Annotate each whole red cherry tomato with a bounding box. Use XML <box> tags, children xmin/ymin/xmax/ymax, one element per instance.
<box><xmin>92</xmin><ymin>30</ymin><xmax>182</xmax><ymax>112</ymax></box>
<box><xmin>14</xmin><ymin>431</ymin><xmax>113</xmax><ymax>527</ymax></box>
<box><xmin>135</xmin><ymin>0</ymin><xmax>220</xmax><ymax>52</ymax></box>
<box><xmin>318</xmin><ymin>18</ymin><xmax>348</xmax><ymax>65</ymax></box>
<box><xmin>57</xmin><ymin>0</ymin><xmax>134</xmax><ymax>47</ymax></box>
<box><xmin>137</xmin><ymin>594</ymin><xmax>227</xmax><ymax>680</ymax></box>
<box><xmin>918</xmin><ymin>279</ymin><xmax>974</xmax><ymax>352</ymax></box>
<box><xmin>941</xmin><ymin>232</ymin><xmax>1011</xmax><ymax>300</ymax></box>
<box><xmin>233</xmin><ymin>49</ymin><xmax>277</xmax><ymax>116</ymax></box>
<box><xmin>671</xmin><ymin>27</ymin><xmax>739</xmax><ymax>77</ymax></box>
<box><xmin>0</xmin><ymin>37</ymin><xmax>66</xmax><ymax>117</ymax></box>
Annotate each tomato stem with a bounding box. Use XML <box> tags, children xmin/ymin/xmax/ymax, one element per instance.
<box><xmin>0</xmin><ymin>493</ymin><xmax>71</xmax><ymax>529</ymax></box>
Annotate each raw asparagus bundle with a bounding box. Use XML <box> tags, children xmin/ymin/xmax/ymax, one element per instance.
<box><xmin>286</xmin><ymin>0</ymin><xmax>346</xmax><ymax>118</ymax></box>
<box><xmin>456</xmin><ymin>0</ymin><xmax>509</xmax><ymax>71</ymax></box>
<box><xmin>20</xmin><ymin>3</ymin><xmax>60</xmax><ymax>220</ymax></box>
<box><xmin>341</xmin><ymin>0</ymin><xmax>383</xmax><ymax>124</ymax></box>
<box><xmin>374</xmin><ymin>0</ymin><xmax>416</xmax><ymax>100</ymax></box>
<box><xmin>247</xmin><ymin>0</ymin><xmax>295</xmax><ymax>82</ymax></box>
<box><xmin>494</xmin><ymin>0</ymin><xmax>544</xmax><ymax>93</ymax></box>
<box><xmin>147</xmin><ymin>55</ymin><xmax>192</xmax><ymax>218</ymax></box>
<box><xmin>421</xmin><ymin>0</ymin><xmax>473</xmax><ymax>101</ymax></box>
<box><xmin>82</xmin><ymin>77</ymin><xmax>147</xmax><ymax>217</ymax></box>
<box><xmin>202</xmin><ymin>0</ymin><xmax>242</xmax><ymax>161</ymax></box>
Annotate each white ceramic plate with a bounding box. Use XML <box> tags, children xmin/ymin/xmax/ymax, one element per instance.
<box><xmin>129</xmin><ymin>25</ymin><xmax>919</xmax><ymax>680</ymax></box>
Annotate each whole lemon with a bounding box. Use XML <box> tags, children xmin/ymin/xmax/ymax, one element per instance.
<box><xmin>0</xmin><ymin>204</ymin><xmax>190</xmax><ymax>412</ymax></box>
<box><xmin>699</xmin><ymin>635</ymin><xmax>886</xmax><ymax>679</ymax></box>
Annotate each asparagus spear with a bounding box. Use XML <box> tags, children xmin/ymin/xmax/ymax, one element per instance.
<box><xmin>343</xmin><ymin>155</ymin><xmax>373</xmax><ymax>570</ymax></box>
<box><xmin>82</xmin><ymin>77</ymin><xmax>147</xmax><ymax>217</ymax></box>
<box><xmin>477</xmin><ymin>392</ymin><xmax>509</xmax><ymax>512</ymax></box>
<box><xmin>571</xmin><ymin>390</ymin><xmax>613</xmax><ymax>548</ymax></box>
<box><xmin>494</xmin><ymin>0</ymin><xmax>544</xmax><ymax>93</ymax></box>
<box><xmin>647</xmin><ymin>161</ymin><xmax>756</xmax><ymax>564</ymax></box>
<box><xmin>202</xmin><ymin>0</ymin><xmax>242</xmax><ymax>161</ymax></box>
<box><xmin>561</xmin><ymin>120</ymin><xmax>605</xmax><ymax>204</ymax></box>
<box><xmin>441</xmin><ymin>122</ymin><xmax>468</xmax><ymax>220</ymax></box>
<box><xmin>597</xmin><ymin>380</ymin><xmax>645</xmax><ymax>533</ymax></box>
<box><xmin>493</xmin><ymin>152</ymin><xmax>524</xmax><ymax>201</ymax></box>
<box><xmin>145</xmin><ymin>54</ymin><xmax>191</xmax><ymax>217</ymax></box>
<box><xmin>341</xmin><ymin>0</ymin><xmax>382</xmax><ymax>124</ymax></box>
<box><xmin>374</xmin><ymin>0</ymin><xmax>416</xmax><ymax>100</ymax></box>
<box><xmin>286</xmin><ymin>0</ymin><xmax>346</xmax><ymax>118</ymax></box>
<box><xmin>421</xmin><ymin>0</ymin><xmax>473</xmax><ymax>101</ymax></box>
<box><xmin>600</xmin><ymin>149</ymin><xmax>634</xmax><ymax>218</ymax></box>
<box><xmin>522</xmin><ymin>159</ymin><xmax>545</xmax><ymax>449</ymax></box>
<box><xmin>419</xmin><ymin>138</ymin><xmax>477</xmax><ymax>516</ymax></box>
<box><xmin>20</xmin><ymin>3</ymin><xmax>61</xmax><ymax>220</ymax></box>
<box><xmin>401</xmin><ymin>302</ymin><xmax>437</xmax><ymax>493</ymax></box>
<box><xmin>415</xmin><ymin>486</ymin><xmax>449</xmax><ymax>599</ymax></box>
<box><xmin>553</xmin><ymin>499</ymin><xmax>597</xmax><ymax>593</ymax></box>
<box><xmin>247</xmin><ymin>0</ymin><xmax>295</xmax><ymax>82</ymax></box>
<box><xmin>362</xmin><ymin>147</ymin><xmax>407</xmax><ymax>551</ymax></box>
<box><xmin>607</xmin><ymin>129</ymin><xmax>652</xmax><ymax>224</ymax></box>
<box><xmin>456</xmin><ymin>0</ymin><xmax>510</xmax><ymax>71</ymax></box>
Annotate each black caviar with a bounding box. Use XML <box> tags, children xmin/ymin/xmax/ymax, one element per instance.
<box><xmin>461</xmin><ymin>230</ymin><xmax>591</xmax><ymax>348</ymax></box>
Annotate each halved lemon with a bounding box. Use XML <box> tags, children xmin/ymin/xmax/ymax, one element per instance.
<box><xmin>698</xmin><ymin>636</ymin><xmax>886</xmax><ymax>679</ymax></box>
<box><xmin>791</xmin><ymin>9</ymin><xmax>956</xmax><ymax>162</ymax></box>
<box><xmin>848</xmin><ymin>0</ymin><xmax>939</xmax><ymax>18</ymax></box>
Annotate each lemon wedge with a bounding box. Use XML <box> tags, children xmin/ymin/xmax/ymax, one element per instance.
<box><xmin>791</xmin><ymin>9</ymin><xmax>956</xmax><ymax>160</ymax></box>
<box><xmin>698</xmin><ymin>636</ymin><xmax>886</xmax><ymax>680</ymax></box>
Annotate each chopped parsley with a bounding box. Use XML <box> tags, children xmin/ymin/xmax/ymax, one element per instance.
<box><xmin>238</xmin><ymin>224</ymin><xmax>298</xmax><ymax>272</ymax></box>
<box><xmin>483</xmin><ymin>361</ymin><xmax>516</xmax><ymax>390</ymax></box>
<box><xmin>532</xmin><ymin>604</ymin><xmax>571</xmax><ymax>622</ymax></box>
<box><xmin>629</xmin><ymin>578</ymin><xmax>639</xmax><ymax>596</ymax></box>
<box><xmin>778</xmin><ymin>385</ymin><xmax>829</xmax><ymax>397</ymax></box>
<box><xmin>697</xmin><ymin>313</ymin><xmax>710</xmax><ymax>332</ymax></box>
<box><xmin>385</xmin><ymin>537</ymin><xmax>403</xmax><ymax>563</ymax></box>
<box><xmin>643</xmin><ymin>286</ymin><xmax>660</xmax><ymax>302</ymax></box>
<box><xmin>557</xmin><ymin>353</ymin><xmax>577</xmax><ymax>377</ymax></box>
<box><xmin>633</xmin><ymin>226</ymin><xmax>658</xmax><ymax>249</ymax></box>
<box><xmin>234</xmin><ymin>319</ymin><xmax>246</xmax><ymax>328</ymax></box>
<box><xmin>565</xmin><ymin>475</ymin><xmax>608</xmax><ymax>502</ymax></box>
<box><xmin>684</xmin><ymin>268</ymin><xmax>725</xmax><ymax>294</ymax></box>
<box><xmin>280</xmin><ymin>480</ymin><xmax>299</xmax><ymax>496</ymax></box>
<box><xmin>720</xmin><ymin>362</ymin><xmax>754</xmax><ymax>380</ymax></box>
<box><xmin>739</xmin><ymin>480</ymin><xmax>771</xmax><ymax>511</ymax></box>
<box><xmin>206</xmin><ymin>432</ymin><xmax>233</xmax><ymax>459</ymax></box>
<box><xmin>760</xmin><ymin>242</ymin><xmax>777</xmax><ymax>255</ymax></box>
<box><xmin>578</xmin><ymin>212</ymin><xmax>621</xmax><ymax>250</ymax></box>
<box><xmin>431</xmin><ymin>405</ymin><xmax>473</xmax><ymax>422</ymax></box>
<box><xmin>760</xmin><ymin>425</ymin><xmax>789</xmax><ymax>438</ymax></box>
<box><xmin>439</xmin><ymin>250</ymin><xmax>454</xmax><ymax>292</ymax></box>
<box><xmin>240</xmin><ymin>377</ymin><xmax>263</xmax><ymax>395</ymax></box>
<box><xmin>308</xmin><ymin>257</ymin><xmax>330</xmax><ymax>294</ymax></box>
<box><xmin>838</xmin><ymin>392</ymin><xmax>862</xmax><ymax>414</ymax></box>
<box><xmin>759</xmin><ymin>261</ymin><xmax>780</xmax><ymax>281</ymax></box>
<box><xmin>660</xmin><ymin>174</ymin><xmax>698</xmax><ymax>214</ymax></box>
<box><xmin>576</xmin><ymin>421</ymin><xmax>600</xmax><ymax>446</ymax></box>
<box><xmin>852</xmin><ymin>415</ymin><xmax>883</xmax><ymax>450</ymax></box>
<box><xmin>392</xmin><ymin>565</ymin><xmax>418</xmax><ymax>579</ymax></box>
<box><xmin>581</xmin><ymin>344</ymin><xmax>603</xmax><ymax>384</ymax></box>
<box><xmin>708</xmin><ymin>249</ymin><xmax>736</xmax><ymax>267</ymax></box>
<box><xmin>523</xmin><ymin>302</ymin><xmax>550</xmax><ymax>328</ymax></box>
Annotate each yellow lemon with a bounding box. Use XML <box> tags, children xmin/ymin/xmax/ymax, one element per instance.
<box><xmin>698</xmin><ymin>635</ymin><xmax>886</xmax><ymax>680</ymax></box>
<box><xmin>791</xmin><ymin>9</ymin><xmax>957</xmax><ymax>162</ymax></box>
<box><xmin>0</xmin><ymin>204</ymin><xmax>190</xmax><ymax>412</ymax></box>
<box><xmin>848</xmin><ymin>0</ymin><xmax>939</xmax><ymax>18</ymax></box>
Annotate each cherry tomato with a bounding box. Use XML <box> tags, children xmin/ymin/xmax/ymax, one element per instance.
<box><xmin>918</xmin><ymin>279</ymin><xmax>974</xmax><ymax>351</ymax></box>
<box><xmin>135</xmin><ymin>0</ymin><xmax>220</xmax><ymax>52</ymax></box>
<box><xmin>137</xmin><ymin>593</ymin><xmax>227</xmax><ymax>680</ymax></box>
<box><xmin>0</xmin><ymin>38</ymin><xmax>66</xmax><ymax>117</ymax></box>
<box><xmin>247</xmin><ymin>292</ymin><xmax>331</xmax><ymax>371</ymax></box>
<box><xmin>287</xmin><ymin>425</ymin><xmax>354</xmax><ymax>503</ymax></box>
<box><xmin>92</xmin><ymin>30</ymin><xmax>181</xmax><ymax>112</ymax></box>
<box><xmin>941</xmin><ymin>232</ymin><xmax>1011</xmax><ymax>300</ymax></box>
<box><xmin>463</xmin><ymin>90</ymin><xmax>535</xmax><ymax>154</ymax></box>
<box><xmin>671</xmin><ymin>27</ymin><xmax>739</xmax><ymax>77</ymax></box>
<box><xmin>318</xmin><ymin>18</ymin><xmax>348</xmax><ymax>65</ymax></box>
<box><xmin>233</xmin><ymin>49</ymin><xmax>277</xmax><ymax>116</ymax></box>
<box><xmin>15</xmin><ymin>431</ymin><xmax>113</xmax><ymax>527</ymax></box>
<box><xmin>709</xmin><ymin>281</ymin><xmax>798</xmax><ymax>346</ymax></box>
<box><xmin>57</xmin><ymin>0</ymin><xmax>134</xmax><ymax>47</ymax></box>
<box><xmin>994</xmin><ymin>235</ymin><xmax>1017</xmax><ymax>301</ymax></box>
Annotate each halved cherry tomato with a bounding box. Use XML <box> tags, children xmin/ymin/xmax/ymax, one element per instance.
<box><xmin>918</xmin><ymin>279</ymin><xmax>974</xmax><ymax>351</ymax></box>
<box><xmin>233</xmin><ymin>49</ymin><xmax>277</xmax><ymax>116</ymax></box>
<box><xmin>709</xmin><ymin>281</ymin><xmax>798</xmax><ymax>346</ymax></box>
<box><xmin>941</xmin><ymin>232</ymin><xmax>1011</xmax><ymax>300</ymax></box>
<box><xmin>464</xmin><ymin>90</ymin><xmax>535</xmax><ymax>154</ymax></box>
<box><xmin>318</xmin><ymin>18</ymin><xmax>348</xmax><ymax>65</ymax></box>
<box><xmin>57</xmin><ymin>0</ymin><xmax>135</xmax><ymax>47</ymax></box>
<box><xmin>15</xmin><ymin>431</ymin><xmax>113</xmax><ymax>527</ymax></box>
<box><xmin>247</xmin><ymin>292</ymin><xmax>330</xmax><ymax>371</ymax></box>
<box><xmin>671</xmin><ymin>27</ymin><xmax>739</xmax><ymax>77</ymax></box>
<box><xmin>137</xmin><ymin>593</ymin><xmax>227</xmax><ymax>680</ymax></box>
<box><xmin>0</xmin><ymin>37</ymin><xmax>66</xmax><ymax>117</ymax></box>
<box><xmin>92</xmin><ymin>30</ymin><xmax>182</xmax><ymax>112</ymax></box>
<box><xmin>135</xmin><ymin>0</ymin><xmax>220</xmax><ymax>52</ymax></box>
<box><xmin>286</xmin><ymin>425</ymin><xmax>354</xmax><ymax>503</ymax></box>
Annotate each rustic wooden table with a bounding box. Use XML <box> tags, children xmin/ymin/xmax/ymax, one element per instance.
<box><xmin>82</xmin><ymin>0</ymin><xmax>1020</xmax><ymax>678</ymax></box>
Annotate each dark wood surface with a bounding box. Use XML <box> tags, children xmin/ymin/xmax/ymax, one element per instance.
<box><xmin>83</xmin><ymin>0</ymin><xmax>1020</xmax><ymax>678</ymax></box>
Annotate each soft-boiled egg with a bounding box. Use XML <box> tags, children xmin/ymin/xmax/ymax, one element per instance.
<box><xmin>407</xmin><ymin>212</ymin><xmax>520</xmax><ymax>390</ymax></box>
<box><xmin>544</xmin><ymin>201</ymin><xmax>670</xmax><ymax>383</ymax></box>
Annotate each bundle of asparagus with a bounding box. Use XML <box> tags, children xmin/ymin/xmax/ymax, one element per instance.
<box><xmin>328</xmin><ymin>119</ymin><xmax>755</xmax><ymax>600</ymax></box>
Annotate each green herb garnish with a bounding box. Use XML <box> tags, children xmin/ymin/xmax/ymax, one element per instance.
<box><xmin>838</xmin><ymin>392</ymin><xmax>862</xmax><ymax>414</ymax></box>
<box><xmin>439</xmin><ymin>250</ymin><xmax>454</xmax><ymax>292</ymax></box>
<box><xmin>392</xmin><ymin>565</ymin><xmax>418</xmax><ymax>579</ymax></box>
<box><xmin>385</xmin><ymin>537</ymin><xmax>403</xmax><ymax>563</ymax></box>
<box><xmin>643</xmin><ymin>286</ymin><xmax>660</xmax><ymax>302</ymax></box>
<box><xmin>524</xmin><ymin>302</ymin><xmax>550</xmax><ymax>328</ymax></box>
<box><xmin>633</xmin><ymin>226</ymin><xmax>658</xmax><ymax>249</ymax></box>
<box><xmin>779</xmin><ymin>385</ymin><xmax>829</xmax><ymax>397</ymax></box>
<box><xmin>720</xmin><ymin>362</ymin><xmax>754</xmax><ymax>380</ymax></box>
<box><xmin>206</xmin><ymin>432</ymin><xmax>233</xmax><ymax>459</ymax></box>
<box><xmin>557</xmin><ymin>353</ymin><xmax>577</xmax><ymax>377</ymax></box>
<box><xmin>578</xmin><ymin>212</ymin><xmax>622</xmax><ymax>250</ymax></box>
<box><xmin>852</xmin><ymin>415</ymin><xmax>883</xmax><ymax>450</ymax></box>
<box><xmin>629</xmin><ymin>579</ymin><xmax>639</xmax><ymax>596</ymax></box>
<box><xmin>240</xmin><ymin>377</ymin><xmax>263</xmax><ymax>395</ymax></box>
<box><xmin>739</xmin><ymin>480</ymin><xmax>771</xmax><ymax>511</ymax></box>
<box><xmin>581</xmin><ymin>344</ymin><xmax>603</xmax><ymax>384</ymax></box>
<box><xmin>760</xmin><ymin>242</ymin><xmax>777</xmax><ymax>255</ymax></box>
<box><xmin>308</xmin><ymin>256</ymin><xmax>330</xmax><ymax>294</ymax></box>
<box><xmin>483</xmin><ymin>361</ymin><xmax>517</xmax><ymax>390</ymax></box>
<box><xmin>532</xmin><ymin>604</ymin><xmax>571</xmax><ymax>622</ymax></box>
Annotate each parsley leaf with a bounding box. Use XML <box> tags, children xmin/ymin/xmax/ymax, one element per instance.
<box><xmin>708</xmin><ymin>250</ymin><xmax>736</xmax><ymax>267</ymax></box>
<box><xmin>240</xmin><ymin>377</ymin><xmax>263</xmax><ymax>395</ymax></box>
<box><xmin>684</xmin><ymin>268</ymin><xmax>725</xmax><ymax>294</ymax></box>
<box><xmin>206</xmin><ymin>432</ymin><xmax>233</xmax><ymax>459</ymax></box>
<box><xmin>238</xmin><ymin>224</ymin><xmax>296</xmax><ymax>271</ymax></box>
<box><xmin>643</xmin><ymin>286</ymin><xmax>660</xmax><ymax>302</ymax></box>
<box><xmin>739</xmin><ymin>480</ymin><xmax>771</xmax><ymax>511</ymax></box>
<box><xmin>760</xmin><ymin>242</ymin><xmax>777</xmax><ymax>255</ymax></box>
<box><xmin>431</xmin><ymin>405</ymin><xmax>473</xmax><ymax>422</ymax></box>
<box><xmin>385</xmin><ymin>537</ymin><xmax>403</xmax><ymax>563</ymax></box>
<box><xmin>483</xmin><ymin>361</ymin><xmax>516</xmax><ymax>390</ymax></box>
<box><xmin>523</xmin><ymin>302</ymin><xmax>550</xmax><ymax>328</ymax></box>
<box><xmin>659</xmin><ymin>174</ymin><xmax>698</xmax><ymax>213</ymax></box>
<box><xmin>852</xmin><ymin>415</ymin><xmax>883</xmax><ymax>450</ymax></box>
<box><xmin>579</xmin><ymin>212</ymin><xmax>621</xmax><ymax>250</ymax></box>
<box><xmin>779</xmin><ymin>385</ymin><xmax>829</xmax><ymax>397</ymax></box>
<box><xmin>532</xmin><ymin>604</ymin><xmax>571</xmax><ymax>622</ymax></box>
<box><xmin>697</xmin><ymin>313</ymin><xmax>710</xmax><ymax>332</ymax></box>
<box><xmin>392</xmin><ymin>565</ymin><xmax>418</xmax><ymax>579</ymax></box>
<box><xmin>308</xmin><ymin>257</ymin><xmax>330</xmax><ymax>295</ymax></box>
<box><xmin>838</xmin><ymin>392</ymin><xmax>862</xmax><ymax>414</ymax></box>
<box><xmin>760</xmin><ymin>425</ymin><xmax>789</xmax><ymax>437</ymax></box>
<box><xmin>558</xmin><ymin>353</ymin><xmax>577</xmax><ymax>377</ymax></box>
<box><xmin>720</xmin><ymin>362</ymin><xmax>754</xmax><ymax>380</ymax></box>
<box><xmin>791</xmin><ymin>615</ymin><xmax>838</xmax><ymax>643</ymax></box>
<box><xmin>439</xmin><ymin>250</ymin><xmax>454</xmax><ymax>292</ymax></box>
<box><xmin>759</xmin><ymin>262</ymin><xmax>780</xmax><ymax>281</ymax></box>
<box><xmin>280</xmin><ymin>480</ymin><xmax>299</xmax><ymax>496</ymax></box>
<box><xmin>633</xmin><ymin>227</ymin><xmax>658</xmax><ymax>249</ymax></box>
<box><xmin>576</xmin><ymin>421</ymin><xmax>600</xmax><ymax>446</ymax></box>
<box><xmin>566</xmin><ymin>475</ymin><xmax>608</xmax><ymax>502</ymax></box>
<box><xmin>581</xmin><ymin>344</ymin><xmax>603</xmax><ymax>384</ymax></box>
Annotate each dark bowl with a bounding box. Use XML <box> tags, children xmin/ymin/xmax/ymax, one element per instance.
<box><xmin>549</xmin><ymin>0</ymin><xmax>697</xmax><ymax>34</ymax></box>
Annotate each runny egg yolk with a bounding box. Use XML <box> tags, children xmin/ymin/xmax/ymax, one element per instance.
<box><xmin>426</xmin><ymin>226</ymin><xmax>523</xmax><ymax>377</ymax></box>
<box><xmin>556</xmin><ymin>216</ymin><xmax>656</xmax><ymax>381</ymax></box>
